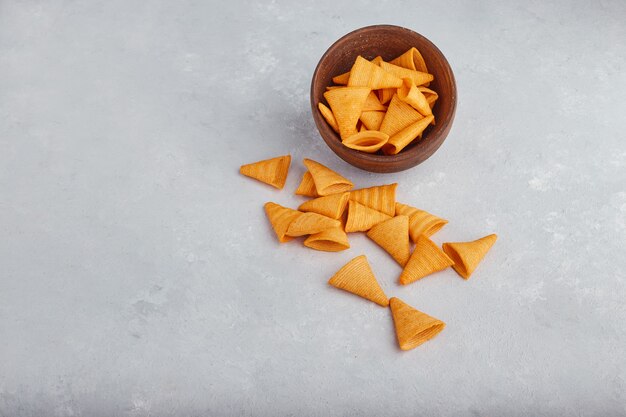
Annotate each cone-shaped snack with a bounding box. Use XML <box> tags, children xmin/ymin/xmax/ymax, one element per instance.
<box><xmin>326</xmin><ymin>86</ymin><xmax>342</xmax><ymax>90</ymax></box>
<box><xmin>367</xmin><ymin>215</ymin><xmax>410</xmax><ymax>266</ymax></box>
<box><xmin>379</xmin><ymin>95</ymin><xmax>424</xmax><ymax>138</ymax></box>
<box><xmin>332</xmin><ymin>71</ymin><xmax>350</xmax><ymax>85</ymax></box>
<box><xmin>418</xmin><ymin>86</ymin><xmax>439</xmax><ymax>108</ymax></box>
<box><xmin>389</xmin><ymin>297</ymin><xmax>445</xmax><ymax>350</ymax></box>
<box><xmin>348</xmin><ymin>56</ymin><xmax>403</xmax><ymax>89</ymax></box>
<box><xmin>397</xmin><ymin>78</ymin><xmax>432</xmax><ymax>117</ymax></box>
<box><xmin>349</xmin><ymin>183</ymin><xmax>397</xmax><ymax>216</ymax></box>
<box><xmin>399</xmin><ymin>235</ymin><xmax>454</xmax><ymax>285</ymax></box>
<box><xmin>304</xmin><ymin>227</ymin><xmax>350</xmax><ymax>252</ymax></box>
<box><xmin>240</xmin><ymin>155</ymin><xmax>291</xmax><ymax>189</ymax></box>
<box><xmin>264</xmin><ymin>202</ymin><xmax>301</xmax><ymax>243</ymax></box>
<box><xmin>298</xmin><ymin>192</ymin><xmax>350</xmax><ymax>220</ymax></box>
<box><xmin>323</xmin><ymin>87</ymin><xmax>371</xmax><ymax>139</ymax></box>
<box><xmin>380</xmin><ymin>61</ymin><xmax>434</xmax><ymax>87</ymax></box>
<box><xmin>344</xmin><ymin>200</ymin><xmax>391</xmax><ymax>232</ymax></box>
<box><xmin>378</xmin><ymin>87</ymin><xmax>395</xmax><ymax>105</ymax></box>
<box><xmin>442</xmin><ymin>234</ymin><xmax>498</xmax><ymax>279</ymax></box>
<box><xmin>303</xmin><ymin>158</ymin><xmax>354</xmax><ymax>196</ymax></box>
<box><xmin>359</xmin><ymin>111</ymin><xmax>385</xmax><ymax>131</ymax></box>
<box><xmin>295</xmin><ymin>171</ymin><xmax>318</xmax><ymax>197</ymax></box>
<box><xmin>363</xmin><ymin>91</ymin><xmax>387</xmax><ymax>112</ymax></box>
<box><xmin>342</xmin><ymin>130</ymin><xmax>389</xmax><ymax>153</ymax></box>
<box><xmin>383</xmin><ymin>115</ymin><xmax>434</xmax><ymax>155</ymax></box>
<box><xmin>395</xmin><ymin>202</ymin><xmax>448</xmax><ymax>242</ymax></box>
<box><xmin>286</xmin><ymin>212</ymin><xmax>341</xmax><ymax>237</ymax></box>
<box><xmin>328</xmin><ymin>255</ymin><xmax>388</xmax><ymax>307</ymax></box>
<box><xmin>318</xmin><ymin>102</ymin><xmax>339</xmax><ymax>133</ymax></box>
<box><xmin>390</xmin><ymin>47</ymin><xmax>429</xmax><ymax>74</ymax></box>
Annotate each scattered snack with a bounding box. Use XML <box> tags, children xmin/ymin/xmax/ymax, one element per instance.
<box><xmin>389</xmin><ymin>297</ymin><xmax>445</xmax><ymax>350</ymax></box>
<box><xmin>304</xmin><ymin>227</ymin><xmax>350</xmax><ymax>252</ymax></box>
<box><xmin>240</xmin><ymin>155</ymin><xmax>291</xmax><ymax>189</ymax></box>
<box><xmin>328</xmin><ymin>255</ymin><xmax>389</xmax><ymax>307</ymax></box>
<box><xmin>286</xmin><ymin>212</ymin><xmax>341</xmax><ymax>237</ymax></box>
<box><xmin>344</xmin><ymin>200</ymin><xmax>391</xmax><ymax>233</ymax></box>
<box><xmin>298</xmin><ymin>192</ymin><xmax>350</xmax><ymax>220</ymax></box>
<box><xmin>366</xmin><ymin>215</ymin><xmax>410</xmax><ymax>266</ymax></box>
<box><xmin>303</xmin><ymin>158</ymin><xmax>354</xmax><ymax>196</ymax></box>
<box><xmin>399</xmin><ymin>235</ymin><xmax>454</xmax><ymax>285</ymax></box>
<box><xmin>349</xmin><ymin>183</ymin><xmax>397</xmax><ymax>216</ymax></box>
<box><xmin>295</xmin><ymin>171</ymin><xmax>318</xmax><ymax>197</ymax></box>
<box><xmin>395</xmin><ymin>202</ymin><xmax>448</xmax><ymax>242</ymax></box>
<box><xmin>264</xmin><ymin>202</ymin><xmax>301</xmax><ymax>243</ymax></box>
<box><xmin>442</xmin><ymin>234</ymin><xmax>498</xmax><ymax>279</ymax></box>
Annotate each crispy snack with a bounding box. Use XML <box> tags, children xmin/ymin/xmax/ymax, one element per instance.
<box><xmin>317</xmin><ymin>102</ymin><xmax>339</xmax><ymax>133</ymax></box>
<box><xmin>240</xmin><ymin>155</ymin><xmax>291</xmax><ymax>189</ymax></box>
<box><xmin>295</xmin><ymin>171</ymin><xmax>318</xmax><ymax>197</ymax></box>
<box><xmin>389</xmin><ymin>297</ymin><xmax>445</xmax><ymax>350</ymax></box>
<box><xmin>418</xmin><ymin>86</ymin><xmax>439</xmax><ymax>109</ymax></box>
<box><xmin>344</xmin><ymin>200</ymin><xmax>391</xmax><ymax>232</ymax></box>
<box><xmin>264</xmin><ymin>202</ymin><xmax>301</xmax><ymax>243</ymax></box>
<box><xmin>366</xmin><ymin>215</ymin><xmax>411</xmax><ymax>266</ymax></box>
<box><xmin>298</xmin><ymin>192</ymin><xmax>350</xmax><ymax>219</ymax></box>
<box><xmin>395</xmin><ymin>202</ymin><xmax>448</xmax><ymax>242</ymax></box>
<box><xmin>379</xmin><ymin>61</ymin><xmax>434</xmax><ymax>87</ymax></box>
<box><xmin>323</xmin><ymin>87</ymin><xmax>371</xmax><ymax>139</ymax></box>
<box><xmin>377</xmin><ymin>87</ymin><xmax>396</xmax><ymax>105</ymax></box>
<box><xmin>349</xmin><ymin>183</ymin><xmax>397</xmax><ymax>216</ymax></box>
<box><xmin>359</xmin><ymin>111</ymin><xmax>385</xmax><ymax>131</ymax></box>
<box><xmin>379</xmin><ymin>94</ymin><xmax>424</xmax><ymax>137</ymax></box>
<box><xmin>397</xmin><ymin>78</ymin><xmax>432</xmax><ymax>117</ymax></box>
<box><xmin>303</xmin><ymin>158</ymin><xmax>354</xmax><ymax>196</ymax></box>
<box><xmin>442</xmin><ymin>234</ymin><xmax>498</xmax><ymax>279</ymax></box>
<box><xmin>332</xmin><ymin>56</ymin><xmax>384</xmax><ymax>85</ymax></box>
<box><xmin>383</xmin><ymin>115</ymin><xmax>434</xmax><ymax>155</ymax></box>
<box><xmin>304</xmin><ymin>227</ymin><xmax>350</xmax><ymax>252</ymax></box>
<box><xmin>390</xmin><ymin>47</ymin><xmax>428</xmax><ymax>74</ymax></box>
<box><xmin>363</xmin><ymin>91</ymin><xmax>387</xmax><ymax>112</ymax></box>
<box><xmin>342</xmin><ymin>130</ymin><xmax>389</xmax><ymax>153</ymax></box>
<box><xmin>328</xmin><ymin>255</ymin><xmax>389</xmax><ymax>307</ymax></box>
<box><xmin>399</xmin><ymin>235</ymin><xmax>454</xmax><ymax>285</ymax></box>
<box><xmin>286</xmin><ymin>212</ymin><xmax>341</xmax><ymax>237</ymax></box>
<box><xmin>347</xmin><ymin>56</ymin><xmax>403</xmax><ymax>89</ymax></box>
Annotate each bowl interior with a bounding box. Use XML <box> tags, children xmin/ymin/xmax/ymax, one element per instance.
<box><xmin>311</xmin><ymin>25</ymin><xmax>456</xmax><ymax>173</ymax></box>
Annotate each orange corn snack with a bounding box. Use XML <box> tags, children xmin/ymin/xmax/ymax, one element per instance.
<box><xmin>264</xmin><ymin>202</ymin><xmax>301</xmax><ymax>243</ymax></box>
<box><xmin>377</xmin><ymin>87</ymin><xmax>395</xmax><ymax>105</ymax></box>
<box><xmin>397</xmin><ymin>78</ymin><xmax>432</xmax><ymax>117</ymax></box>
<box><xmin>379</xmin><ymin>61</ymin><xmax>434</xmax><ymax>87</ymax></box>
<box><xmin>363</xmin><ymin>91</ymin><xmax>387</xmax><ymax>112</ymax></box>
<box><xmin>442</xmin><ymin>234</ymin><xmax>498</xmax><ymax>279</ymax></box>
<box><xmin>399</xmin><ymin>235</ymin><xmax>454</xmax><ymax>285</ymax></box>
<box><xmin>332</xmin><ymin>71</ymin><xmax>350</xmax><ymax>85</ymax></box>
<box><xmin>349</xmin><ymin>183</ymin><xmax>397</xmax><ymax>216</ymax></box>
<box><xmin>366</xmin><ymin>215</ymin><xmax>411</xmax><ymax>266</ymax></box>
<box><xmin>240</xmin><ymin>155</ymin><xmax>291</xmax><ymax>189</ymax></box>
<box><xmin>317</xmin><ymin>102</ymin><xmax>339</xmax><ymax>133</ymax></box>
<box><xmin>298</xmin><ymin>192</ymin><xmax>350</xmax><ymax>220</ymax></box>
<box><xmin>286</xmin><ymin>212</ymin><xmax>341</xmax><ymax>237</ymax></box>
<box><xmin>328</xmin><ymin>255</ymin><xmax>389</xmax><ymax>307</ymax></box>
<box><xmin>295</xmin><ymin>171</ymin><xmax>318</xmax><ymax>197</ymax></box>
<box><xmin>304</xmin><ymin>227</ymin><xmax>350</xmax><ymax>252</ymax></box>
<box><xmin>342</xmin><ymin>130</ymin><xmax>389</xmax><ymax>153</ymax></box>
<box><xmin>303</xmin><ymin>158</ymin><xmax>354</xmax><ymax>196</ymax></box>
<box><xmin>323</xmin><ymin>86</ymin><xmax>371</xmax><ymax>139</ymax></box>
<box><xmin>389</xmin><ymin>297</ymin><xmax>445</xmax><ymax>350</ymax></box>
<box><xmin>395</xmin><ymin>202</ymin><xmax>448</xmax><ymax>242</ymax></box>
<box><xmin>344</xmin><ymin>200</ymin><xmax>391</xmax><ymax>232</ymax></box>
<box><xmin>379</xmin><ymin>94</ymin><xmax>424</xmax><ymax>137</ymax></box>
<box><xmin>418</xmin><ymin>86</ymin><xmax>438</xmax><ymax>108</ymax></box>
<box><xmin>359</xmin><ymin>111</ymin><xmax>385</xmax><ymax>131</ymax></box>
<box><xmin>383</xmin><ymin>115</ymin><xmax>434</xmax><ymax>155</ymax></box>
<box><xmin>347</xmin><ymin>56</ymin><xmax>403</xmax><ymax>89</ymax></box>
<box><xmin>390</xmin><ymin>47</ymin><xmax>428</xmax><ymax>74</ymax></box>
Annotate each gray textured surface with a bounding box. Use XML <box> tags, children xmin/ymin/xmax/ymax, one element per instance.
<box><xmin>1</xmin><ymin>0</ymin><xmax>625</xmax><ymax>416</ymax></box>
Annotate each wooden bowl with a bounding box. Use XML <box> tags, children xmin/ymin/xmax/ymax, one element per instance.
<box><xmin>310</xmin><ymin>25</ymin><xmax>457</xmax><ymax>173</ymax></box>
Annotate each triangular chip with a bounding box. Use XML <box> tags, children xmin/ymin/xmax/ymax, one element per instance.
<box><xmin>359</xmin><ymin>111</ymin><xmax>385</xmax><ymax>131</ymax></box>
<box><xmin>399</xmin><ymin>235</ymin><xmax>454</xmax><ymax>285</ymax></box>
<box><xmin>318</xmin><ymin>102</ymin><xmax>339</xmax><ymax>133</ymax></box>
<box><xmin>390</xmin><ymin>47</ymin><xmax>428</xmax><ymax>74</ymax></box>
<box><xmin>379</xmin><ymin>94</ymin><xmax>424</xmax><ymax>138</ymax></box>
<box><xmin>442</xmin><ymin>234</ymin><xmax>498</xmax><ymax>279</ymax></box>
<box><xmin>240</xmin><ymin>155</ymin><xmax>291</xmax><ymax>189</ymax></box>
<box><xmin>304</xmin><ymin>227</ymin><xmax>350</xmax><ymax>252</ymax></box>
<box><xmin>366</xmin><ymin>215</ymin><xmax>410</xmax><ymax>266</ymax></box>
<box><xmin>395</xmin><ymin>202</ymin><xmax>448</xmax><ymax>242</ymax></box>
<box><xmin>383</xmin><ymin>115</ymin><xmax>434</xmax><ymax>155</ymax></box>
<box><xmin>349</xmin><ymin>183</ymin><xmax>397</xmax><ymax>216</ymax></box>
<box><xmin>379</xmin><ymin>61</ymin><xmax>434</xmax><ymax>86</ymax></box>
<box><xmin>286</xmin><ymin>212</ymin><xmax>341</xmax><ymax>237</ymax></box>
<box><xmin>344</xmin><ymin>200</ymin><xmax>391</xmax><ymax>232</ymax></box>
<box><xmin>342</xmin><ymin>130</ymin><xmax>389</xmax><ymax>153</ymax></box>
<box><xmin>298</xmin><ymin>192</ymin><xmax>350</xmax><ymax>219</ymax></box>
<box><xmin>328</xmin><ymin>255</ymin><xmax>388</xmax><ymax>307</ymax></box>
<box><xmin>323</xmin><ymin>86</ymin><xmax>371</xmax><ymax>139</ymax></box>
<box><xmin>295</xmin><ymin>171</ymin><xmax>318</xmax><ymax>197</ymax></box>
<box><xmin>389</xmin><ymin>297</ymin><xmax>445</xmax><ymax>350</ymax></box>
<box><xmin>303</xmin><ymin>158</ymin><xmax>353</xmax><ymax>196</ymax></box>
<box><xmin>264</xmin><ymin>202</ymin><xmax>301</xmax><ymax>243</ymax></box>
<box><xmin>397</xmin><ymin>78</ymin><xmax>432</xmax><ymax>117</ymax></box>
<box><xmin>363</xmin><ymin>91</ymin><xmax>387</xmax><ymax>112</ymax></box>
<box><xmin>377</xmin><ymin>87</ymin><xmax>395</xmax><ymax>105</ymax></box>
<box><xmin>347</xmin><ymin>56</ymin><xmax>403</xmax><ymax>89</ymax></box>
<box><xmin>332</xmin><ymin>71</ymin><xmax>350</xmax><ymax>85</ymax></box>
